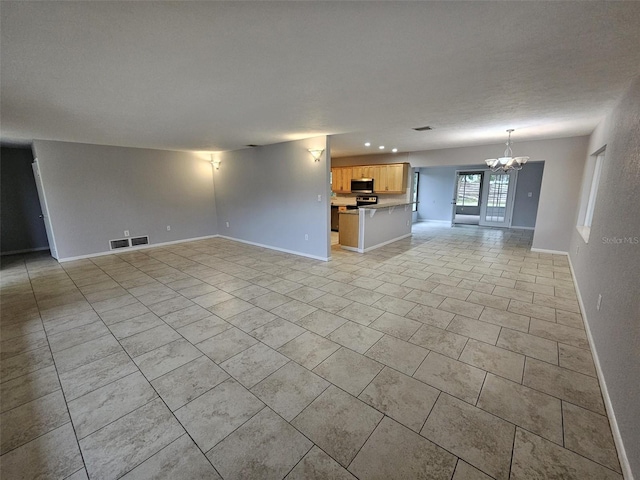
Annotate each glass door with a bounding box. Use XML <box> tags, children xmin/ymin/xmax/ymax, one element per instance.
<box><xmin>479</xmin><ymin>171</ymin><xmax>517</xmax><ymax>227</ymax></box>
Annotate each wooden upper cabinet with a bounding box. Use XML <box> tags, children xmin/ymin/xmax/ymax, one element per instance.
<box><xmin>332</xmin><ymin>163</ymin><xmax>408</xmax><ymax>194</ymax></box>
<box><xmin>331</xmin><ymin>167</ymin><xmax>352</xmax><ymax>193</ymax></box>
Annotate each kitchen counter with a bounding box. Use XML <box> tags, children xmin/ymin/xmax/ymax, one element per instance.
<box><xmin>338</xmin><ymin>210</ymin><xmax>359</xmax><ymax>215</ymax></box>
<box><xmin>360</xmin><ymin>202</ymin><xmax>414</xmax><ymax>210</ymax></box>
<box><xmin>338</xmin><ymin>203</ymin><xmax>413</xmax><ymax>253</ymax></box>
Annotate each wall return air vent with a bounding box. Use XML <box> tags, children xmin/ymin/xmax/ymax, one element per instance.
<box><xmin>131</xmin><ymin>236</ymin><xmax>149</xmax><ymax>247</ymax></box>
<box><xmin>109</xmin><ymin>238</ymin><xmax>130</xmax><ymax>250</ymax></box>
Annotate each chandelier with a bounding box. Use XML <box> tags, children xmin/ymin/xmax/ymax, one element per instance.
<box><xmin>485</xmin><ymin>129</ymin><xmax>529</xmax><ymax>172</ymax></box>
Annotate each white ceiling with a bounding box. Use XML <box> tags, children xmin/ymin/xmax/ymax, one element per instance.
<box><xmin>2</xmin><ymin>1</ymin><xmax>639</xmax><ymax>157</ymax></box>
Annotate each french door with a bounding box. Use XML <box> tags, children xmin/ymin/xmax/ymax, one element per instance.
<box><xmin>479</xmin><ymin>170</ymin><xmax>518</xmax><ymax>227</ymax></box>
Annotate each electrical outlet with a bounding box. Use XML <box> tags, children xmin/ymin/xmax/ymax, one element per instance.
<box><xmin>124</xmin><ymin>230</ymin><xmax>130</xmax><ymax>237</ymax></box>
<box><xmin>597</xmin><ymin>294</ymin><xmax>602</xmax><ymax>311</ymax></box>
<box><xmin>406</xmin><ymin>220</ymin><xmax>410</xmax><ymax>226</ymax></box>
<box><xmin>226</xmin><ymin>222</ymin><xmax>230</xmax><ymax>228</ymax></box>
<box><xmin>576</xmin><ymin>245</ymin><xmax>580</xmax><ymax>254</ymax></box>
<box><xmin>317</xmin><ymin>194</ymin><xmax>322</xmax><ymax>202</ymax></box>
<box><xmin>166</xmin><ymin>225</ymin><xmax>171</xmax><ymax>231</ymax></box>
<box><xmin>528</xmin><ymin>192</ymin><xmax>532</xmax><ymax>198</ymax></box>
<box><xmin>304</xmin><ymin>234</ymin><xmax>309</xmax><ymax>241</ymax></box>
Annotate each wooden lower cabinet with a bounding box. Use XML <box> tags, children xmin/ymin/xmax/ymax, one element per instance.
<box><xmin>339</xmin><ymin>213</ymin><xmax>359</xmax><ymax>247</ymax></box>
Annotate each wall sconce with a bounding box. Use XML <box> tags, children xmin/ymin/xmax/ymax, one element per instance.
<box><xmin>308</xmin><ymin>148</ymin><xmax>324</xmax><ymax>162</ymax></box>
<box><xmin>210</xmin><ymin>154</ymin><xmax>221</xmax><ymax>170</ymax></box>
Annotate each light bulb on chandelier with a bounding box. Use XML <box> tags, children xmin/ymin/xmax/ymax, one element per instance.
<box><xmin>484</xmin><ymin>129</ymin><xmax>529</xmax><ymax>172</ymax></box>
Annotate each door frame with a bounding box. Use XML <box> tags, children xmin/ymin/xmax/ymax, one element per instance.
<box><xmin>451</xmin><ymin>169</ymin><xmax>485</xmax><ymax>227</ymax></box>
<box><xmin>32</xmin><ymin>159</ymin><xmax>58</xmax><ymax>259</ymax></box>
<box><xmin>479</xmin><ymin>169</ymin><xmax>519</xmax><ymax>228</ymax></box>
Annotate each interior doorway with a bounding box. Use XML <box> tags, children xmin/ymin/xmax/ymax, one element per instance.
<box><xmin>451</xmin><ymin>169</ymin><xmax>518</xmax><ymax>228</ymax></box>
<box><xmin>452</xmin><ymin>171</ymin><xmax>483</xmax><ymax>225</ymax></box>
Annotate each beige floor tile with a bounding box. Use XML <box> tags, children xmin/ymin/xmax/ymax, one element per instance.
<box><xmin>409</xmin><ymin>324</ymin><xmax>468</xmax><ymax>359</ymax></box>
<box><xmin>431</xmin><ymin>283</ymin><xmax>471</xmax><ymax>301</ymax></box>
<box><xmin>53</xmin><ymin>336</ymin><xmax>121</xmax><ymax>374</ymax></box>
<box><xmin>533</xmin><ymin>293</ymin><xmax>580</xmax><ymax>313</ymax></box>
<box><xmin>403</xmin><ymin>289</ymin><xmax>446</xmax><ymax>308</ymax></box>
<box><xmin>226</xmin><ymin>306</ymin><xmax>277</xmax><ymax>333</ymax></box>
<box><xmin>514</xmin><ymin>280</ymin><xmax>555</xmax><ymax>296</ymax></box>
<box><xmin>438</xmin><ymin>298</ymin><xmax>484</xmax><ymax>319</ymax></box>
<box><xmin>562</xmin><ymin>401</ymin><xmax>621</xmax><ymax>473</ymax></box>
<box><xmin>371</xmin><ymin>295</ymin><xmax>417</xmax><ymax>316</ymax></box>
<box><xmin>120</xmin><ymin>434</ymin><xmax>221</xmax><ymax>480</ymax></box>
<box><xmin>406</xmin><ymin>304</ymin><xmax>454</xmax><ymax>329</ymax></box>
<box><xmin>291</xmin><ymin>385</ymin><xmax>383</xmax><ymax>467</ymax></box>
<box><xmin>555</xmin><ymin>309</ymin><xmax>585</xmax><ymax>329</ymax></box>
<box><xmin>421</xmin><ymin>394</ymin><xmax>515</xmax><ymax>480</ymax></box>
<box><xmin>0</xmin><ymin>389</ymin><xmax>70</xmax><ymax>455</ymax></box>
<box><xmin>529</xmin><ymin>318</ymin><xmax>589</xmax><ymax>349</ymax></box>
<box><xmin>120</xmin><ymin>324</ymin><xmax>182</xmax><ymax>357</ymax></box>
<box><xmin>510</xmin><ymin>428</ymin><xmax>621</xmax><ymax>480</ymax></box>
<box><xmin>457</xmin><ymin>279</ymin><xmax>496</xmax><ymax>294</ymax></box>
<box><xmin>99</xmin><ymin>302</ymin><xmax>150</xmax><ymax>326</ymax></box>
<box><xmin>220</xmin><ymin>342</ymin><xmax>289</xmax><ymax>388</ymax></box>
<box><xmin>177</xmin><ymin>315</ymin><xmax>231</xmax><ymax>344</ymax></box>
<box><xmin>446</xmin><ymin>315</ymin><xmax>501</xmax><ymax>345</ymax></box>
<box><xmin>496</xmin><ymin>328</ymin><xmax>558</xmax><ymax>364</ymax></box>
<box><xmin>335</xmin><ymin>302</ymin><xmax>385</xmax><ymax>326</ymax></box>
<box><xmin>452</xmin><ymin>460</ymin><xmax>493</xmax><ymax>480</ymax></box>
<box><xmin>327</xmin><ymin>321</ymin><xmax>384</xmax><ymax>354</ymax></box>
<box><xmin>80</xmin><ymin>398</ymin><xmax>184</xmax><ymax>480</ymax></box>
<box><xmin>349</xmin><ymin>416</ymin><xmax>457</xmax><ymax>480</ymax></box>
<box><xmin>270</xmin><ymin>299</ymin><xmax>318</xmax><ymax>321</ymax></box>
<box><xmin>459</xmin><ymin>339</ymin><xmax>525</xmax><ymax>383</ymax></box>
<box><xmin>508</xmin><ymin>299</ymin><xmax>556</xmax><ymax>322</ymax></box>
<box><xmin>174</xmin><ymin>378</ymin><xmax>263</xmax><ymax>452</ymax></box>
<box><xmin>68</xmin><ymin>371</ymin><xmax>157</xmax><ymax>439</ymax></box>
<box><xmin>251</xmin><ymin>362</ymin><xmax>329</xmax><ymax>421</ymax></box>
<box><xmin>0</xmin><ymin>365</ymin><xmax>61</xmax><ymax>413</ymax></box>
<box><xmin>0</xmin><ymin>423</ymin><xmax>83</xmax><ymax>480</ymax></box>
<box><xmin>284</xmin><ymin>445</ymin><xmax>356</xmax><ymax>480</ymax></box>
<box><xmin>492</xmin><ymin>285</ymin><xmax>534</xmax><ymax>303</ymax></box>
<box><xmin>0</xmin><ymin>329</ymin><xmax>48</xmax><ymax>360</ymax></box>
<box><xmin>134</xmin><ymin>339</ymin><xmax>202</xmax><ymax>380</ymax></box>
<box><xmin>466</xmin><ymin>291</ymin><xmax>510</xmax><ymax>310</ymax></box>
<box><xmin>108</xmin><ymin>312</ymin><xmax>164</xmax><ymax>339</ymax></box>
<box><xmin>478</xmin><ymin>373</ymin><xmax>562</xmax><ymax>444</ymax></box>
<box><xmin>369</xmin><ymin>312</ymin><xmax>422</xmax><ymax>340</ymax></box>
<box><xmin>313</xmin><ymin>347</ymin><xmax>383</xmax><ymax>396</ymax></box>
<box><xmin>479</xmin><ymin>306</ymin><xmax>529</xmax><ymax>332</ymax></box>
<box><xmin>151</xmin><ymin>356</ymin><xmax>229</xmax><ymax>411</ymax></box>
<box><xmin>277</xmin><ymin>331</ymin><xmax>340</xmax><ymax>369</ymax></box>
<box><xmin>359</xmin><ymin>367</ymin><xmax>439</xmax><ymax>432</ymax></box>
<box><xmin>523</xmin><ymin>358</ymin><xmax>605</xmax><ymax>414</ymax></box>
<box><xmin>365</xmin><ymin>334</ymin><xmax>429</xmax><ymax>376</ymax></box>
<box><xmin>343</xmin><ymin>287</ymin><xmax>385</xmax><ymax>306</ymax></box>
<box><xmin>206</xmin><ymin>297</ymin><xmax>254</xmax><ymax>320</ymax></box>
<box><xmin>297</xmin><ymin>309</ymin><xmax>347</xmax><ymax>336</ymax></box>
<box><xmin>413</xmin><ymin>352</ymin><xmax>485</xmax><ymax>404</ymax></box>
<box><xmin>196</xmin><ymin>327</ymin><xmax>257</xmax><ymax>364</ymax></box>
<box><xmin>209</xmin><ymin>407</ymin><xmax>312</xmax><ymax>480</ymax></box>
<box><xmin>558</xmin><ymin>343</ymin><xmax>596</xmax><ymax>376</ymax></box>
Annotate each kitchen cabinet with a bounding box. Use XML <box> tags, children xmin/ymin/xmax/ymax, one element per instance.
<box><xmin>332</xmin><ymin>163</ymin><xmax>408</xmax><ymax>194</ymax></box>
<box><xmin>331</xmin><ymin>167</ymin><xmax>352</xmax><ymax>193</ymax></box>
<box><xmin>339</xmin><ymin>213</ymin><xmax>359</xmax><ymax>248</ymax></box>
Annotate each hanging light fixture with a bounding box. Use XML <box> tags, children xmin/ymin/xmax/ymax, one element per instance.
<box><xmin>485</xmin><ymin>129</ymin><xmax>529</xmax><ymax>172</ymax></box>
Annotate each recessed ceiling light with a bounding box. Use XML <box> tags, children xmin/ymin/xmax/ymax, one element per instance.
<box><xmin>379</xmin><ymin>146</ymin><xmax>385</xmax><ymax>150</ymax></box>
<box><xmin>392</xmin><ymin>148</ymin><xmax>398</xmax><ymax>153</ymax></box>
<box><xmin>364</xmin><ymin>142</ymin><xmax>371</xmax><ymax>147</ymax></box>
<box><xmin>413</xmin><ymin>126</ymin><xmax>433</xmax><ymax>131</ymax></box>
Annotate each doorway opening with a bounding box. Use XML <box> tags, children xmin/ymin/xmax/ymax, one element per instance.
<box><xmin>451</xmin><ymin>170</ymin><xmax>518</xmax><ymax>228</ymax></box>
<box><xmin>453</xmin><ymin>172</ymin><xmax>483</xmax><ymax>225</ymax></box>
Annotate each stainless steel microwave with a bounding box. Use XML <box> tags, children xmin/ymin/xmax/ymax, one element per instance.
<box><xmin>351</xmin><ymin>178</ymin><xmax>374</xmax><ymax>194</ymax></box>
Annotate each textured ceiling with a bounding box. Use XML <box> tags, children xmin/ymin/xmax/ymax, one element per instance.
<box><xmin>1</xmin><ymin>1</ymin><xmax>640</xmax><ymax>157</ymax></box>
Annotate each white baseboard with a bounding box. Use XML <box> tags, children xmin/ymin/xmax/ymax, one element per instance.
<box><xmin>1</xmin><ymin>246</ymin><xmax>50</xmax><ymax>256</ymax></box>
<box><xmin>362</xmin><ymin>233</ymin><xmax>412</xmax><ymax>253</ymax></box>
<box><xmin>417</xmin><ymin>219</ymin><xmax>450</xmax><ymax>224</ymax></box>
<box><xmin>510</xmin><ymin>225</ymin><xmax>535</xmax><ymax>230</ymax></box>
<box><xmin>567</xmin><ymin>255</ymin><xmax>633</xmax><ymax>480</ymax></box>
<box><xmin>57</xmin><ymin>235</ymin><xmax>219</xmax><ymax>262</ymax></box>
<box><xmin>217</xmin><ymin>235</ymin><xmax>330</xmax><ymax>262</ymax></box>
<box><xmin>530</xmin><ymin>247</ymin><xmax>568</xmax><ymax>255</ymax></box>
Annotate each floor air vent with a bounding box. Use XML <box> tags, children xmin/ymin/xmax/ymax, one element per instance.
<box><xmin>131</xmin><ymin>236</ymin><xmax>149</xmax><ymax>246</ymax></box>
<box><xmin>110</xmin><ymin>238</ymin><xmax>130</xmax><ymax>250</ymax></box>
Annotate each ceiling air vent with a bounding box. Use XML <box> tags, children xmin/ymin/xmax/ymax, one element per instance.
<box><xmin>413</xmin><ymin>126</ymin><xmax>433</xmax><ymax>131</ymax></box>
<box><xmin>245</xmin><ymin>144</ymin><xmax>260</xmax><ymax>148</ymax></box>
<box><xmin>109</xmin><ymin>238</ymin><xmax>130</xmax><ymax>250</ymax></box>
<box><xmin>131</xmin><ymin>236</ymin><xmax>149</xmax><ymax>247</ymax></box>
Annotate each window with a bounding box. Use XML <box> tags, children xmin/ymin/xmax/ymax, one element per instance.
<box><xmin>577</xmin><ymin>149</ymin><xmax>605</xmax><ymax>242</ymax></box>
<box><xmin>456</xmin><ymin>173</ymin><xmax>481</xmax><ymax>206</ymax></box>
<box><xmin>412</xmin><ymin>172</ymin><xmax>419</xmax><ymax>211</ymax></box>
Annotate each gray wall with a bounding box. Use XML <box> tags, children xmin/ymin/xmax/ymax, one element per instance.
<box><xmin>214</xmin><ymin>136</ymin><xmax>331</xmax><ymax>261</ymax></box>
<box><xmin>32</xmin><ymin>141</ymin><xmax>217</xmax><ymax>260</ymax></box>
<box><xmin>0</xmin><ymin>146</ymin><xmax>49</xmax><ymax>254</ymax></box>
<box><xmin>511</xmin><ymin>161</ymin><xmax>544</xmax><ymax>228</ymax></box>
<box><xmin>362</xmin><ymin>205</ymin><xmax>412</xmax><ymax>251</ymax></box>
<box><xmin>568</xmin><ymin>77</ymin><xmax>640</xmax><ymax>478</ymax></box>
<box><xmin>417</xmin><ymin>166</ymin><xmax>457</xmax><ymax>221</ymax></box>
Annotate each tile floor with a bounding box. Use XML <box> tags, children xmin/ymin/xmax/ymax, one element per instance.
<box><xmin>0</xmin><ymin>222</ymin><xmax>623</xmax><ymax>479</ymax></box>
